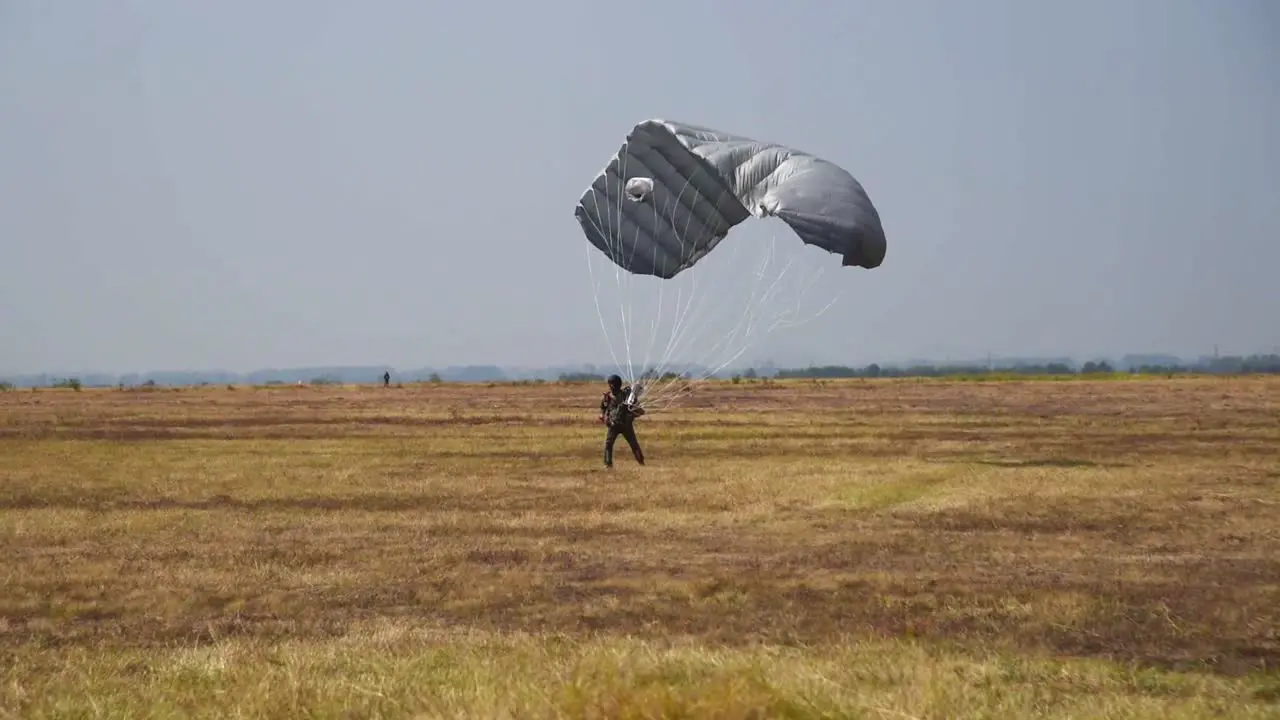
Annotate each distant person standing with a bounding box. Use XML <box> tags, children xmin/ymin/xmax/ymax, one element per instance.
<box><xmin>383</xmin><ymin>371</ymin><xmax>391</xmax><ymax>387</ymax></box>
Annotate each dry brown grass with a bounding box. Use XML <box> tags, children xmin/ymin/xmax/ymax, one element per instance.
<box><xmin>2</xmin><ymin>376</ymin><xmax>1278</xmax><ymax>718</ymax></box>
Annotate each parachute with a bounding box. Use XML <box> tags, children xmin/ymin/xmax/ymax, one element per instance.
<box><xmin>574</xmin><ymin>119</ymin><xmax>886</xmax><ymax>280</ymax></box>
<box><xmin>573</xmin><ymin>119</ymin><xmax>887</xmax><ymax>410</ymax></box>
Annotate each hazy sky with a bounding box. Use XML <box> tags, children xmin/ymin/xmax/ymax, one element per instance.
<box><xmin>3</xmin><ymin>0</ymin><xmax>1277</xmax><ymax>374</ymax></box>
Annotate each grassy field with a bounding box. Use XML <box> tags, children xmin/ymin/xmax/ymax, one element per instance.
<box><xmin>2</xmin><ymin>376</ymin><xmax>1278</xmax><ymax>718</ymax></box>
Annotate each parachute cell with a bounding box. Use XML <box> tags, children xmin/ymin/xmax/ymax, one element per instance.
<box><xmin>574</xmin><ymin>119</ymin><xmax>887</xmax><ymax>280</ymax></box>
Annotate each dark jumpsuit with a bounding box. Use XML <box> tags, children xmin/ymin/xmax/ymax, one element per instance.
<box><xmin>600</xmin><ymin>387</ymin><xmax>645</xmax><ymax>467</ymax></box>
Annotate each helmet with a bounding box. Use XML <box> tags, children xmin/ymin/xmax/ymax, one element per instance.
<box><xmin>607</xmin><ymin>374</ymin><xmax>622</xmax><ymax>389</ymax></box>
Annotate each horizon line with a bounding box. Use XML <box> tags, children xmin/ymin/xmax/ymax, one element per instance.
<box><xmin>4</xmin><ymin>348</ymin><xmax>1276</xmax><ymax>380</ymax></box>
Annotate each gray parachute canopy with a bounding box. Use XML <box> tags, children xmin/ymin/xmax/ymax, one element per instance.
<box><xmin>574</xmin><ymin>119</ymin><xmax>886</xmax><ymax>280</ymax></box>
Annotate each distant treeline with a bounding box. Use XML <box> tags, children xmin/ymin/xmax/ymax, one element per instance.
<box><xmin>767</xmin><ymin>354</ymin><xmax>1280</xmax><ymax>379</ymax></box>
<box><xmin>558</xmin><ymin>354</ymin><xmax>1280</xmax><ymax>382</ymax></box>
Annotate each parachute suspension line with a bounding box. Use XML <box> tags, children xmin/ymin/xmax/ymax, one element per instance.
<box><xmin>639</xmin><ymin>222</ymin><xmax>847</xmax><ymax>411</ymax></box>
<box><xmin>629</xmin><ymin>173</ymin><xmax>756</xmax><ymax>406</ymax></box>
<box><xmin>640</xmin><ymin>174</ymin><xmax>725</xmax><ymax>390</ymax></box>
<box><xmin>579</xmin><ymin>144</ymin><xmax>732</xmax><ymax>394</ymax></box>
<box><xmin>641</xmin><ymin>232</ymin><xmax>796</xmax><ymax>410</ymax></box>
<box><xmin>612</xmin><ymin>145</ymin><xmax>706</xmax><ymax>389</ymax></box>
<box><xmin>592</xmin><ymin>145</ymin><xmax>650</xmax><ymax>386</ymax></box>
<box><xmin>581</xmin><ymin>141</ymin><xmax>663</xmax><ymax>388</ymax></box>
<box><xmin>637</xmin><ymin>167</ymin><xmax>704</xmax><ymax>390</ymax></box>
<box><xmin>582</xmin><ymin>162</ymin><xmax>628</xmax><ymax>384</ymax></box>
<box><xmin>583</xmin><ymin>228</ymin><xmax>623</xmax><ymax>381</ymax></box>
<box><xmin>637</xmin><ymin>235</ymin><xmax>776</xmax><ymax>410</ymax></box>
<box><xmin>646</xmin><ymin>239</ymin><xmax>762</xmax><ymax>401</ymax></box>
<box><xmin>615</xmin><ymin>143</ymin><xmax>678</xmax><ymax>388</ymax></box>
<box><xmin>582</xmin><ymin>172</ymin><xmax>631</xmax><ymax>387</ymax></box>
<box><xmin>639</xmin><ymin>160</ymin><xmax>734</xmax><ymax>393</ymax></box>
<box><xmin>767</xmin><ymin>266</ymin><xmax>844</xmax><ymax>333</ymax></box>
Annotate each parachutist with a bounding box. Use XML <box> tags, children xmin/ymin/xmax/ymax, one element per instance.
<box><xmin>598</xmin><ymin>374</ymin><xmax>645</xmax><ymax>468</ymax></box>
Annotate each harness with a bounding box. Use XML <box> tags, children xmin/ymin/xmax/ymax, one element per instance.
<box><xmin>604</xmin><ymin>391</ymin><xmax>636</xmax><ymax>428</ymax></box>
